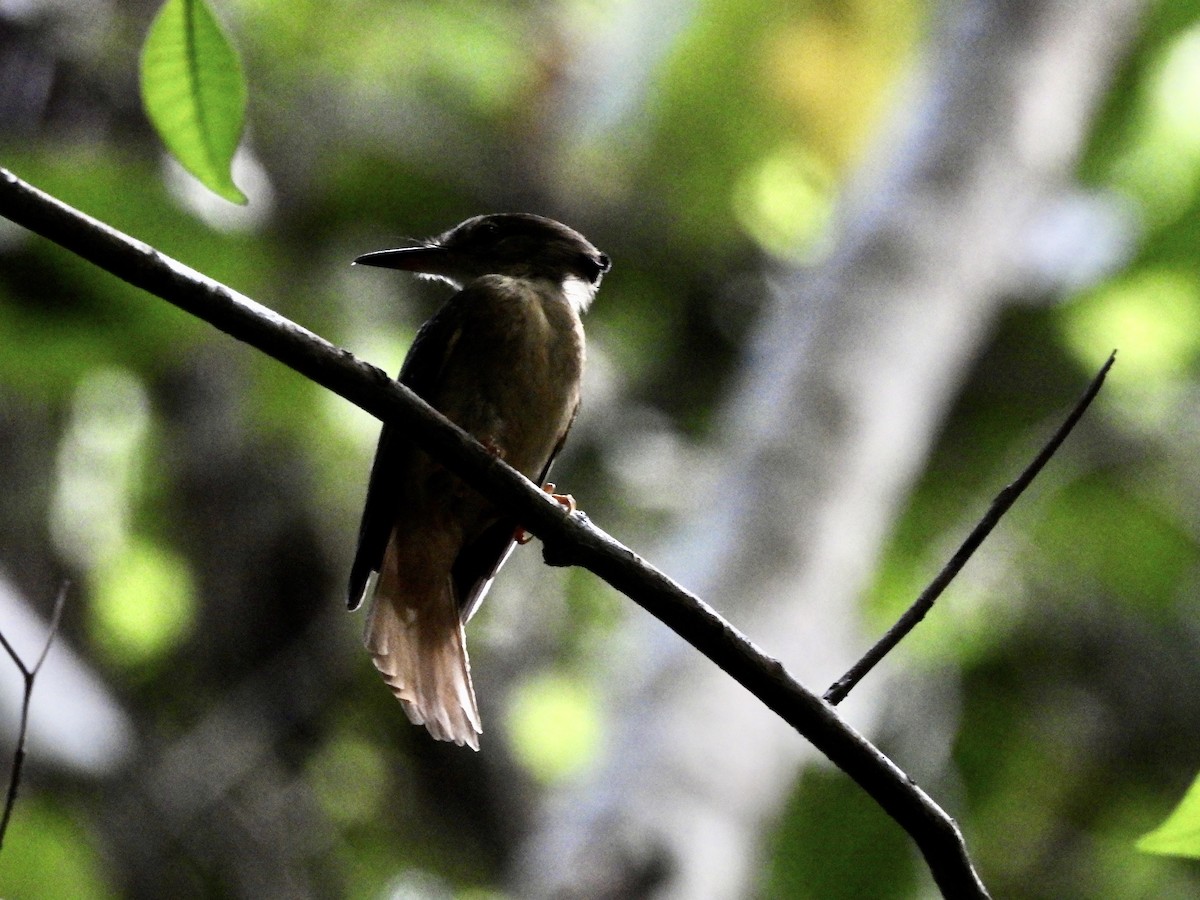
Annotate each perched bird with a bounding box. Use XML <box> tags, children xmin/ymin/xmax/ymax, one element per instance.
<box><xmin>348</xmin><ymin>214</ymin><xmax>610</xmax><ymax>750</ymax></box>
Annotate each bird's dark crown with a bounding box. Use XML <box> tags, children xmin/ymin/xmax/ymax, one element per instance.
<box><xmin>429</xmin><ymin>213</ymin><xmax>610</xmax><ymax>286</ymax></box>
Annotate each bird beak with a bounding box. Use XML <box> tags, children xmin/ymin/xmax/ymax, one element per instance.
<box><xmin>352</xmin><ymin>246</ymin><xmax>450</xmax><ymax>274</ymax></box>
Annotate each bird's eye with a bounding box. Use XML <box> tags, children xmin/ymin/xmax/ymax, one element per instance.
<box><xmin>477</xmin><ymin>220</ymin><xmax>500</xmax><ymax>237</ymax></box>
<box><xmin>580</xmin><ymin>252</ymin><xmax>611</xmax><ymax>284</ymax></box>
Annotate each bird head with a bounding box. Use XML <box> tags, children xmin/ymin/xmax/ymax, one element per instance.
<box><xmin>353</xmin><ymin>214</ymin><xmax>611</xmax><ymax>299</ymax></box>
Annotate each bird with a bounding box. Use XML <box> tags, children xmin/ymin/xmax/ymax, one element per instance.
<box><xmin>347</xmin><ymin>213</ymin><xmax>610</xmax><ymax>750</ymax></box>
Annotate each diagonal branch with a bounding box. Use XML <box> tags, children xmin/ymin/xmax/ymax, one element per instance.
<box><xmin>0</xmin><ymin>166</ymin><xmax>989</xmax><ymax>897</ymax></box>
<box><xmin>0</xmin><ymin>581</ymin><xmax>68</xmax><ymax>851</ymax></box>
<box><xmin>824</xmin><ymin>351</ymin><xmax>1116</xmax><ymax>706</ymax></box>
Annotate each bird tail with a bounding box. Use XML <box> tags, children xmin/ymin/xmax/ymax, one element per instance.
<box><xmin>363</xmin><ymin>532</ymin><xmax>483</xmax><ymax>750</ymax></box>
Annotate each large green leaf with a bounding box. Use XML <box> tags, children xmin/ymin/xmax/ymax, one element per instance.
<box><xmin>140</xmin><ymin>0</ymin><xmax>247</xmax><ymax>204</ymax></box>
<box><xmin>1138</xmin><ymin>774</ymin><xmax>1200</xmax><ymax>858</ymax></box>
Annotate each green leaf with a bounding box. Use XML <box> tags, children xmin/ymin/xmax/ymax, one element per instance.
<box><xmin>140</xmin><ymin>0</ymin><xmax>247</xmax><ymax>204</ymax></box>
<box><xmin>1138</xmin><ymin>774</ymin><xmax>1200</xmax><ymax>858</ymax></box>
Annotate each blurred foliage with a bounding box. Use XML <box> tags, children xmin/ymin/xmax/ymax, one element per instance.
<box><xmin>2</xmin><ymin>0</ymin><xmax>1200</xmax><ymax>897</ymax></box>
<box><xmin>1139</xmin><ymin>773</ymin><xmax>1200</xmax><ymax>858</ymax></box>
<box><xmin>762</xmin><ymin>764</ymin><xmax>917</xmax><ymax>899</ymax></box>
<box><xmin>2</xmin><ymin>798</ymin><xmax>115</xmax><ymax>899</ymax></box>
<box><xmin>860</xmin><ymin>3</ymin><xmax>1200</xmax><ymax>896</ymax></box>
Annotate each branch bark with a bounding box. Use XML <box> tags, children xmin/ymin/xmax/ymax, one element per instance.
<box><xmin>0</xmin><ymin>165</ymin><xmax>987</xmax><ymax>896</ymax></box>
<box><xmin>0</xmin><ymin>582</ymin><xmax>67</xmax><ymax>850</ymax></box>
<box><xmin>824</xmin><ymin>351</ymin><xmax>1117</xmax><ymax>706</ymax></box>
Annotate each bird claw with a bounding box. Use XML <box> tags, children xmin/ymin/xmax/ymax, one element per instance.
<box><xmin>515</xmin><ymin>483</ymin><xmax>575</xmax><ymax>544</ymax></box>
<box><xmin>545</xmin><ymin>483</ymin><xmax>577</xmax><ymax>515</ymax></box>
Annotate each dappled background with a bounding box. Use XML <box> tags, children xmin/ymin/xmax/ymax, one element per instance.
<box><xmin>2</xmin><ymin>0</ymin><xmax>1200</xmax><ymax>896</ymax></box>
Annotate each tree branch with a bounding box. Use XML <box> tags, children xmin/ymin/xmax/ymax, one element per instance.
<box><xmin>0</xmin><ymin>581</ymin><xmax>68</xmax><ymax>851</ymax></box>
<box><xmin>824</xmin><ymin>351</ymin><xmax>1116</xmax><ymax>706</ymax></box>
<box><xmin>0</xmin><ymin>166</ymin><xmax>989</xmax><ymax>896</ymax></box>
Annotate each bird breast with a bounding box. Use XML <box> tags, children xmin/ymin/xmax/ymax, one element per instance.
<box><xmin>433</xmin><ymin>274</ymin><xmax>584</xmax><ymax>481</ymax></box>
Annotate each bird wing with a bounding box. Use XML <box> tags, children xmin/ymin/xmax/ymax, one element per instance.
<box><xmin>346</xmin><ymin>301</ymin><xmax>466</xmax><ymax>610</ymax></box>
<box><xmin>353</xmin><ymin>296</ymin><xmax>484</xmax><ymax>749</ymax></box>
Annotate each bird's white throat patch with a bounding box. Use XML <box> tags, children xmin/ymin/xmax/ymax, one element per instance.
<box><xmin>562</xmin><ymin>274</ymin><xmax>597</xmax><ymax>315</ymax></box>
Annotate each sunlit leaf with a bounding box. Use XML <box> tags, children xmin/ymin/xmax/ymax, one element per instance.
<box><xmin>1138</xmin><ymin>774</ymin><xmax>1200</xmax><ymax>858</ymax></box>
<box><xmin>733</xmin><ymin>143</ymin><xmax>835</xmax><ymax>261</ymax></box>
<box><xmin>1062</xmin><ymin>269</ymin><xmax>1200</xmax><ymax>384</ymax></box>
<box><xmin>506</xmin><ymin>671</ymin><xmax>601</xmax><ymax>783</ymax></box>
<box><xmin>140</xmin><ymin>0</ymin><xmax>247</xmax><ymax>204</ymax></box>
<box><xmin>1109</xmin><ymin>24</ymin><xmax>1200</xmax><ymax>223</ymax></box>
<box><xmin>90</xmin><ymin>537</ymin><xmax>197</xmax><ymax>665</ymax></box>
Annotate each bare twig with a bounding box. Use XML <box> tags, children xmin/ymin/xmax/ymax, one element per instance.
<box><xmin>0</xmin><ymin>581</ymin><xmax>68</xmax><ymax>851</ymax></box>
<box><xmin>824</xmin><ymin>352</ymin><xmax>1116</xmax><ymax>706</ymax></box>
<box><xmin>0</xmin><ymin>166</ymin><xmax>990</xmax><ymax>896</ymax></box>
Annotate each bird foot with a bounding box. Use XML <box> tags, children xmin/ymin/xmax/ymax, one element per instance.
<box><xmin>515</xmin><ymin>484</ymin><xmax>576</xmax><ymax>545</ymax></box>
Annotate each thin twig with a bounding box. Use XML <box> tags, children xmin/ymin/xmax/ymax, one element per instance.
<box><xmin>0</xmin><ymin>581</ymin><xmax>69</xmax><ymax>851</ymax></box>
<box><xmin>0</xmin><ymin>166</ymin><xmax>990</xmax><ymax>897</ymax></box>
<box><xmin>824</xmin><ymin>352</ymin><xmax>1116</xmax><ymax>706</ymax></box>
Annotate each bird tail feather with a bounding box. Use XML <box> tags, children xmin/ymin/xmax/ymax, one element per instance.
<box><xmin>363</xmin><ymin>532</ymin><xmax>482</xmax><ymax>750</ymax></box>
